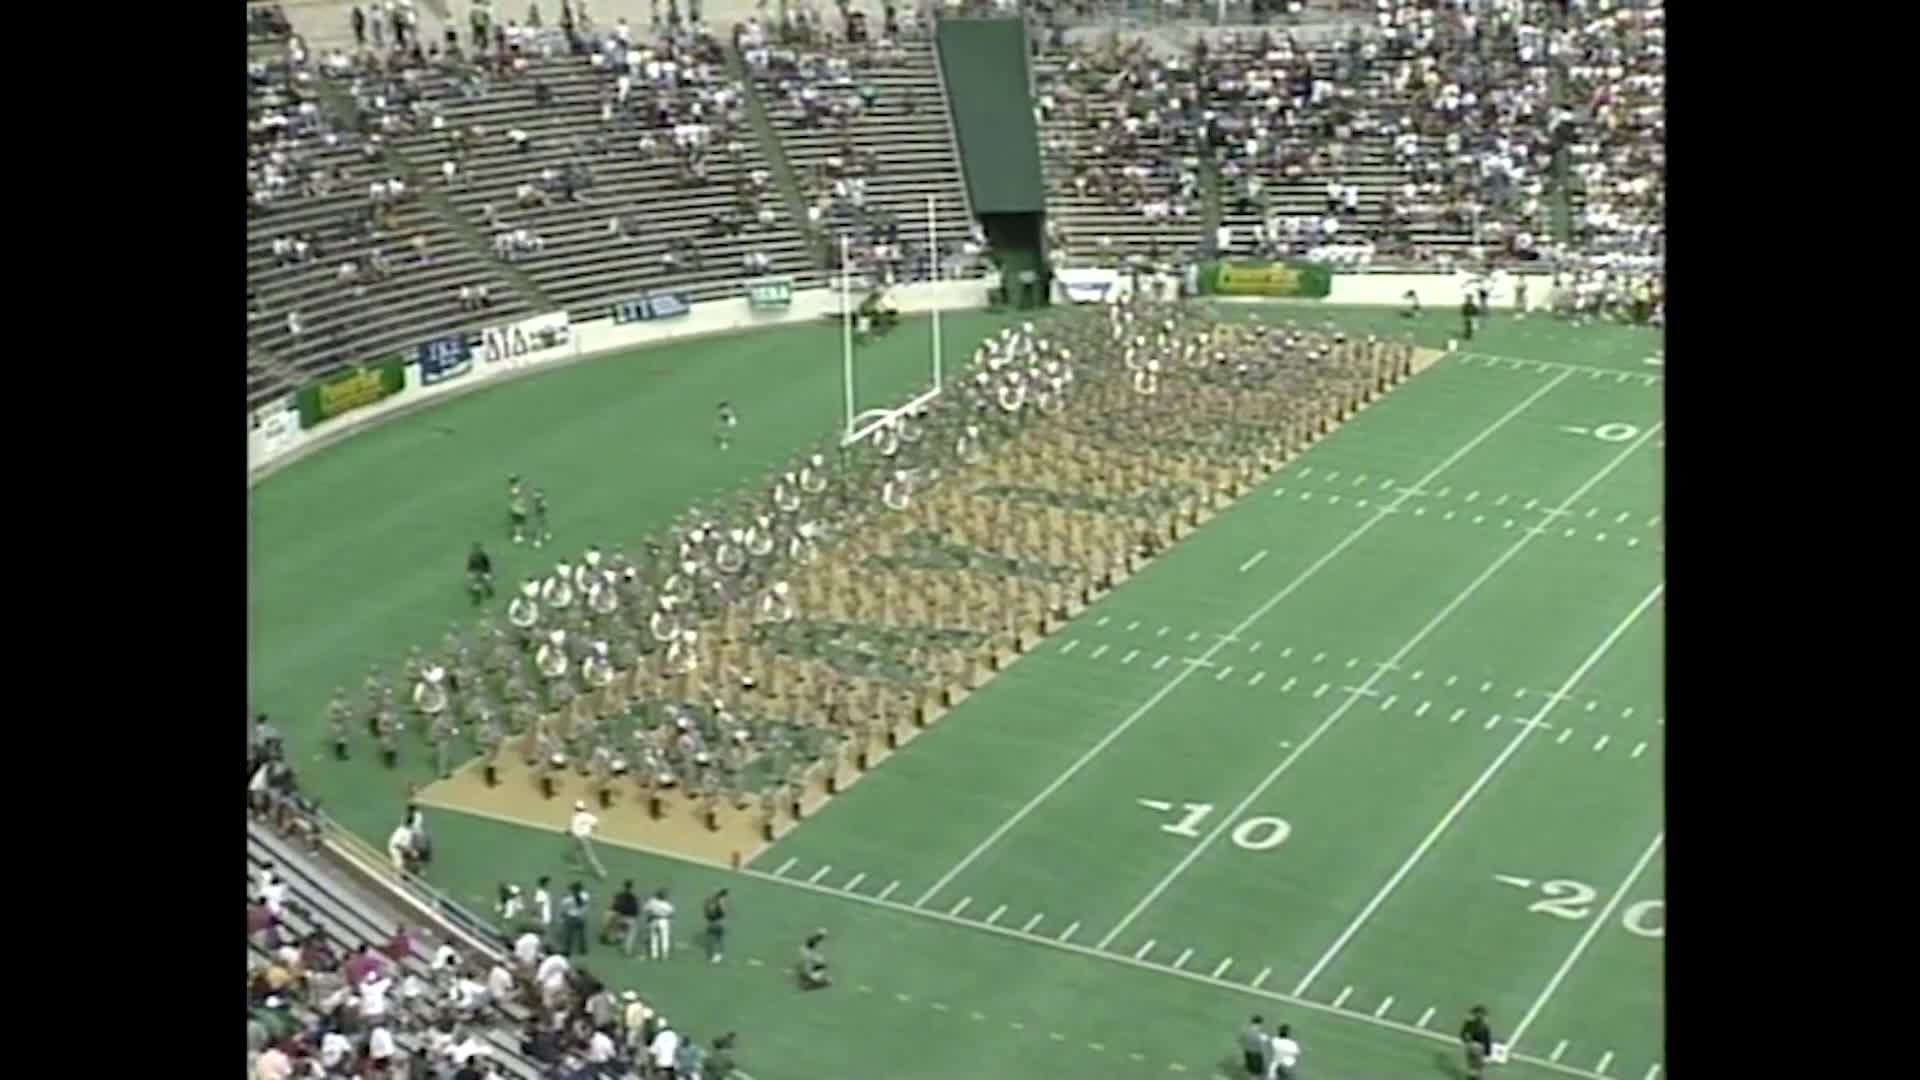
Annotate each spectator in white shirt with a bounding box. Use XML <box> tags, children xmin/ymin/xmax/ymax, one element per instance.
<box><xmin>649</xmin><ymin>1022</ymin><xmax>681</xmax><ymax>1074</ymax></box>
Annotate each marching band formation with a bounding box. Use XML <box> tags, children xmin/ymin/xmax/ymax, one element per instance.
<box><xmin>328</xmin><ymin>300</ymin><xmax>1421</xmax><ymax>832</ymax></box>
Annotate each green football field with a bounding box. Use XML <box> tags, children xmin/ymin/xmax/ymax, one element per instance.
<box><xmin>250</xmin><ymin>304</ymin><xmax>1665</xmax><ymax>1080</ymax></box>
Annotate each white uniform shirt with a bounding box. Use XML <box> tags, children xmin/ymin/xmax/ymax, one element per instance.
<box><xmin>570</xmin><ymin>810</ymin><xmax>599</xmax><ymax>838</ymax></box>
<box><xmin>535</xmin><ymin>953</ymin><xmax>571</xmax><ymax>987</ymax></box>
<box><xmin>1267</xmin><ymin>1036</ymin><xmax>1301</xmax><ymax>1076</ymax></box>
<box><xmin>643</xmin><ymin>896</ymin><xmax>675</xmax><ymax>923</ymax></box>
<box><xmin>512</xmin><ymin>932</ymin><xmax>542</xmax><ymax>967</ymax></box>
<box><xmin>649</xmin><ymin>1028</ymin><xmax>681</xmax><ymax>1068</ymax></box>
<box><xmin>534</xmin><ymin>886</ymin><xmax>553</xmax><ymax>926</ymax></box>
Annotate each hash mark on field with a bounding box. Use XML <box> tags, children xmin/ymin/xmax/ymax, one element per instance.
<box><xmin>1239</xmin><ymin>550</ymin><xmax>1270</xmax><ymax>573</ymax></box>
<box><xmin>1437</xmin><ymin>486</ymin><xmax>1452</xmax><ymax>498</ymax></box>
<box><xmin>986</xmin><ymin>904</ymin><xmax>1007</xmax><ymax>925</ymax></box>
<box><xmin>1644</xmin><ymin>1065</ymin><xmax>1661</xmax><ymax>1080</ymax></box>
<box><xmin>1503</xmin><ymin>518</ymin><xmax>1514</xmax><ymax>529</ymax></box>
<box><xmin>1252</xmin><ymin>967</ymin><xmax>1272</xmax><ymax>989</ymax></box>
<box><xmin>1411</xmin><ymin>669</ymin><xmax>1424</xmax><ymax>680</ymax></box>
<box><xmin>1596</xmin><ymin>1050</ymin><xmax>1615</xmax><ymax>1074</ymax></box>
<box><xmin>1215</xmin><ymin>666</ymin><xmax>1234</xmax><ymax>681</ymax></box>
<box><xmin>948</xmin><ymin>897</ymin><xmax>972</xmax><ymax>917</ymax></box>
<box><xmin>1157</xmin><ymin>626</ymin><xmax>1170</xmax><ymax>637</ymax></box>
<box><xmin>1381</xmin><ymin>478</ymin><xmax>1395</xmax><ymax>490</ymax></box>
<box><xmin>896</xmin><ymin>993</ymin><xmax>913</xmax><ymax>1003</ymax></box>
<box><xmin>1480</xmin><ymin>680</ymin><xmax>1494</xmax><ymax>693</ymax></box>
<box><xmin>1357</xmin><ymin>498</ymin><xmax>1369</xmax><ymax>507</ymax></box>
<box><xmin>1332</xmin><ymin>986</ymin><xmax>1354</xmax><ymax>1009</ymax></box>
<box><xmin>1415</xmin><ymin>700</ymin><xmax>1432</xmax><ymax>717</ymax></box>
<box><xmin>1153</xmin><ymin>655</ymin><xmax>1170</xmax><ymax>670</ymax></box>
<box><xmin>806</xmin><ymin>865</ymin><xmax>833</xmax><ymax>884</ymax></box>
<box><xmin>1122</xmin><ymin>649</ymin><xmax>1139</xmax><ymax>664</ymax></box>
<box><xmin>931</xmin><ymin>1002</ymin><xmax>949</xmax><ymax>1012</ymax></box>
<box><xmin>1353</xmin><ymin>474</ymin><xmax>1367</xmax><ymax>486</ymax></box>
<box><xmin>1494</xmin><ymin>494</ymin><xmax>1510</xmax><ymax>506</ymax></box>
<box><xmin>1448</xmin><ymin>707</ymin><xmax>1466</xmax><ymax>724</ymax></box>
<box><xmin>1414</xmin><ymin>507</ymin><xmax>1427</xmax><ymax>516</ymax></box>
<box><xmin>1346</xmin><ymin>657</ymin><xmax>1360</xmax><ymax>669</ymax></box>
<box><xmin>1133</xmin><ymin>940</ymin><xmax>1157</xmax><ymax>961</ymax></box>
<box><xmin>1631</xmin><ymin>741</ymin><xmax>1647</xmax><ymax>758</ymax></box>
<box><xmin>1622</xmin><ymin>707</ymin><xmax>1635</xmax><ymax>719</ymax></box>
<box><xmin>1593</xmin><ymin>735</ymin><xmax>1610</xmax><ymax>752</ymax></box>
<box><xmin>1096</xmin><ymin>617</ymin><xmax>1110</xmax><ymax>627</ymax></box>
<box><xmin>1325</xmin><ymin>471</ymin><xmax>1340</xmax><ymax>482</ymax></box>
<box><xmin>1090</xmin><ymin>644</ymin><xmax>1110</xmax><ymax>660</ymax></box>
<box><xmin>1087</xmin><ymin>1040</ymin><xmax>1102</xmax><ymax>1050</ymax></box>
<box><xmin>1445</xmin><ymin>675</ymin><xmax>1459</xmax><ymax>687</ymax></box>
<box><xmin>1313</xmin><ymin>652</ymin><xmax>1327</xmax><ymax>664</ymax></box>
<box><xmin>1374</xmin><ymin>996</ymin><xmax>1395</xmax><ymax>1018</ymax></box>
<box><xmin>1596</xmin><ymin>532</ymin><xmax>1609</xmax><ymax>542</ymax></box>
<box><xmin>1273</xmin><ymin>487</ymin><xmax>1287</xmax><ymax>497</ymax></box>
<box><xmin>1514</xmin><ymin>688</ymin><xmax>1528</xmax><ymax>700</ymax></box>
<box><xmin>1212</xmin><ymin>957</ymin><xmax>1234</xmax><ymax>979</ymax></box>
<box><xmin>1187</xmin><ymin>631</ymin><xmax>1201</xmax><ymax>642</ymax></box>
<box><xmin>1061</xmin><ymin>640</ymin><xmax>1080</xmax><ymax>654</ymax></box>
<box><xmin>1585</xmin><ymin>507</ymin><xmax>1599</xmax><ymax>519</ymax></box>
<box><xmin>1586</xmin><ymin>700</ymin><xmax>1598</xmax><ymax>712</ymax></box>
<box><xmin>1484</xmin><ymin>714</ymin><xmax>1501</xmax><ymax>730</ymax></box>
<box><xmin>1058</xmin><ymin>921</ymin><xmax>1080</xmax><ymax>942</ymax></box>
<box><xmin>1173</xmin><ymin>947</ymin><xmax>1194</xmax><ymax>969</ymax></box>
<box><xmin>844</xmin><ymin>873</ymin><xmax>866</xmax><ymax>892</ymax></box>
<box><xmin>1466</xmin><ymin>490</ymin><xmax>1480</xmax><ymax>502</ymax></box>
<box><xmin>1314</xmin><ymin>683</ymin><xmax>1331</xmax><ymax>699</ymax></box>
<box><xmin>1443</xmin><ymin>510</ymin><xmax>1456</xmax><ymax>520</ymax></box>
<box><xmin>1127</xmin><ymin>621</ymin><xmax>1140</xmax><ymax>631</ymax></box>
<box><xmin>877</xmin><ymin>881</ymin><xmax>900</xmax><ymax>901</ymax></box>
<box><xmin>1281</xmin><ymin>676</ymin><xmax>1298</xmax><ymax>692</ymax></box>
<box><xmin>1627</xmin><ymin>537</ymin><xmax>1640</xmax><ymax>547</ymax></box>
<box><xmin>1329</xmin><ymin>495</ymin><xmax>1342</xmax><ymax>505</ymax></box>
<box><xmin>973</xmin><ymin>1012</ymin><xmax>987</xmax><ymax>1022</ymax></box>
<box><xmin>1615</xmin><ymin>510</ymin><xmax>1631</xmax><ymax>523</ymax></box>
<box><xmin>1550</xmin><ymin>1040</ymin><xmax>1568</xmax><ymax>1063</ymax></box>
<box><xmin>1417</xmin><ymin>1007</ymin><xmax>1436</xmax><ymax>1028</ymax></box>
<box><xmin>1279</xmin><ymin>646</ymin><xmax>1291</xmax><ymax>658</ymax></box>
<box><xmin>1249</xmin><ymin>641</ymin><xmax>1264</xmax><ymax>653</ymax></box>
<box><xmin>1300</xmin><ymin>491</ymin><xmax>1314</xmax><ymax>501</ymax></box>
<box><xmin>1557</xmin><ymin>728</ymin><xmax>1574</xmax><ymax>744</ymax></box>
<box><xmin>1473</xmin><ymin>515</ymin><xmax>1485</xmax><ymax>524</ymax></box>
<box><xmin>1381</xmin><ymin>695</ymin><xmax>1398</xmax><ymax>711</ymax></box>
<box><xmin>774</xmin><ymin>858</ymin><xmax>798</xmax><ymax>876</ymax></box>
<box><xmin>1248</xmin><ymin>671</ymin><xmax>1267</xmax><ymax>687</ymax></box>
<box><xmin>1022</xmin><ymin>913</ymin><xmax>1044</xmax><ymax>932</ymax></box>
<box><xmin>1564</xmin><ymin>528</ymin><xmax>1577</xmax><ymax>537</ymax></box>
<box><xmin>1525</xmin><ymin>498</ymin><xmax>1539</xmax><ymax>510</ymax></box>
<box><xmin>1299</xmin><ymin>466</ymin><xmax>1313</xmax><ymax>477</ymax></box>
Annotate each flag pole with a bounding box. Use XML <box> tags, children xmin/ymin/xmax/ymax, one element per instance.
<box><xmin>928</xmin><ymin>194</ymin><xmax>943</xmax><ymax>390</ymax></box>
<box><xmin>841</xmin><ymin>233</ymin><xmax>855</xmax><ymax>440</ymax></box>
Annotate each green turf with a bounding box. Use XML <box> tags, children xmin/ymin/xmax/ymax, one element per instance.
<box><xmin>250</xmin><ymin>306</ymin><xmax>1664</xmax><ymax>1079</ymax></box>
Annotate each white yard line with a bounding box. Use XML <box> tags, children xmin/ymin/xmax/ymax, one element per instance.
<box><xmin>843</xmin><ymin>872</ymin><xmax>866</xmax><ymax>892</ymax></box>
<box><xmin>1239</xmin><ymin>550</ymin><xmax>1270</xmax><ymax>573</ymax></box>
<box><xmin>908</xmin><ymin>372</ymin><xmax>1575</xmax><ymax>909</ymax></box>
<box><xmin>422</xmin><ymin>799</ymin><xmax>1621</xmax><ymax>1079</ymax></box>
<box><xmin>806</xmin><ymin>865</ymin><xmax>833</xmax><ymax>884</ymax></box>
<box><xmin>1021</xmin><ymin>913</ymin><xmax>1044</xmax><ymax>933</ymax></box>
<box><xmin>1291</xmin><ymin>583</ymin><xmax>1664</xmax><ymax>995</ymax></box>
<box><xmin>1461</xmin><ymin>352</ymin><xmax>1664</xmax><ymax>382</ymax></box>
<box><xmin>1510</xmin><ymin>832</ymin><xmax>1667</xmax><ymax>1047</ymax></box>
<box><xmin>1102</xmin><ymin>424</ymin><xmax>1663</xmax><ymax>954</ymax></box>
<box><xmin>877</xmin><ymin>880</ymin><xmax>900</xmax><ymax>902</ymax></box>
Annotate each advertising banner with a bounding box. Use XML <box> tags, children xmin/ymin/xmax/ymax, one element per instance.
<box><xmin>1198</xmin><ymin>259</ymin><xmax>1334</xmax><ymax>299</ymax></box>
<box><xmin>297</xmin><ymin>356</ymin><xmax>406</xmax><ymax>429</ymax></box>
<box><xmin>417</xmin><ymin>334</ymin><xmax>474</xmax><ymax>386</ymax></box>
<box><xmin>611</xmin><ymin>290</ymin><xmax>693</xmax><ymax>324</ymax></box>
<box><xmin>1053</xmin><ymin>267</ymin><xmax>1130</xmax><ymax>305</ymax></box>
<box><xmin>480</xmin><ymin>311</ymin><xmax>574</xmax><ymax>368</ymax></box>
<box><xmin>745</xmin><ymin>275</ymin><xmax>794</xmax><ymax>311</ymax></box>
<box><xmin>258</xmin><ymin>408</ymin><xmax>299</xmax><ymax>456</ymax></box>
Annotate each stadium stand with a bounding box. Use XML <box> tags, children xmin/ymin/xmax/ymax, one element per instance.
<box><xmin>740</xmin><ymin>7</ymin><xmax>983</xmax><ymax>283</ymax></box>
<box><xmin>376</xmin><ymin>23</ymin><xmax>824</xmax><ymax>321</ymax></box>
<box><xmin>247</xmin><ymin>734</ymin><xmax>737</xmax><ymax>1079</ymax></box>
<box><xmin>247</xmin><ymin>46</ymin><xmax>534</xmax><ymax>411</ymax></box>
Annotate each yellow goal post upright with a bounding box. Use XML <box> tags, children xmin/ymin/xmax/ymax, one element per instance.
<box><xmin>842</xmin><ymin>194</ymin><xmax>945</xmax><ymax>448</ymax></box>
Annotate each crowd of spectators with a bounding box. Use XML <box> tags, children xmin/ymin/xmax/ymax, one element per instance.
<box><xmin>248</xmin><ymin>716</ymin><xmax>741</xmax><ymax>1079</ymax></box>
<box><xmin>1033</xmin><ymin>0</ymin><xmax>1663</xmax><ymax>280</ymax></box>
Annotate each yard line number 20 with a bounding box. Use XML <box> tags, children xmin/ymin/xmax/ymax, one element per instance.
<box><xmin>1521</xmin><ymin>878</ymin><xmax>1665</xmax><ymax>939</ymax></box>
<box><xmin>1143</xmin><ymin>800</ymin><xmax>1292</xmax><ymax>851</ymax></box>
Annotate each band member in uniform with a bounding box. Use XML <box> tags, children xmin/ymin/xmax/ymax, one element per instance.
<box><xmin>715</xmin><ymin>401</ymin><xmax>738</xmax><ymax>451</ymax></box>
<box><xmin>327</xmin><ymin>688</ymin><xmax>353</xmax><ymax>760</ymax></box>
<box><xmin>508</xmin><ymin>476</ymin><xmax>528</xmax><ymax>545</ymax></box>
<box><xmin>531</xmin><ymin>488</ymin><xmax>552</xmax><ymax>549</ymax></box>
<box><xmin>702</xmin><ymin>889</ymin><xmax>729</xmax><ymax>964</ymax></box>
<box><xmin>467</xmin><ymin>542</ymin><xmax>495</xmax><ymax>605</ymax></box>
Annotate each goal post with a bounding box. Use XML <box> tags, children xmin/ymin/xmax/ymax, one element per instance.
<box><xmin>841</xmin><ymin>195</ymin><xmax>946</xmax><ymax>447</ymax></box>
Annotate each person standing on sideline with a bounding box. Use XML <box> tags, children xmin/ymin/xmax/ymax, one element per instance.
<box><xmin>1238</xmin><ymin>1015</ymin><xmax>1268</xmax><ymax>1076</ymax></box>
<box><xmin>1460</xmin><ymin>292</ymin><xmax>1478</xmax><ymax>341</ymax></box>
<box><xmin>559</xmin><ymin>881</ymin><xmax>590</xmax><ymax>956</ymax></box>
<box><xmin>533</xmin><ymin>876</ymin><xmax>555</xmax><ymax>946</ymax></box>
<box><xmin>1265</xmin><ymin>1023</ymin><xmax>1301</xmax><ymax>1079</ymax></box>
<box><xmin>1461</xmin><ymin>1005</ymin><xmax>1495</xmax><ymax>1080</ymax></box>
<box><xmin>642</xmin><ymin>888</ymin><xmax>675</xmax><ymax>961</ymax></box>
<box><xmin>386</xmin><ymin>818</ymin><xmax>414</xmax><ymax>874</ymax></box>
<box><xmin>702</xmin><ymin>889</ymin><xmax>729</xmax><ymax>963</ymax></box>
<box><xmin>1514</xmin><ymin>276</ymin><xmax>1530</xmax><ymax>318</ymax></box>
<box><xmin>798</xmin><ymin>931</ymin><xmax>831</xmax><ymax>989</ymax></box>
<box><xmin>567</xmin><ymin>800</ymin><xmax>607</xmax><ymax>877</ymax></box>
<box><xmin>351</xmin><ymin>5</ymin><xmax>366</xmax><ymax>46</ymax></box>
<box><xmin>608</xmin><ymin>880</ymin><xmax>641</xmax><ymax>954</ymax></box>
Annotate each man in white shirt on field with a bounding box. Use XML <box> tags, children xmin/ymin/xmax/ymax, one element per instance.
<box><xmin>641</xmin><ymin>888</ymin><xmax>675</xmax><ymax>961</ymax></box>
<box><xmin>649</xmin><ymin>1019</ymin><xmax>681</xmax><ymax>1075</ymax></box>
<box><xmin>1266</xmin><ymin>1023</ymin><xmax>1301</xmax><ymax>1079</ymax></box>
<box><xmin>569</xmin><ymin>801</ymin><xmax>607</xmax><ymax>877</ymax></box>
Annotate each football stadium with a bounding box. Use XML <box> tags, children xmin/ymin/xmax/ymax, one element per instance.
<box><xmin>246</xmin><ymin>2</ymin><xmax>1664</xmax><ymax>1078</ymax></box>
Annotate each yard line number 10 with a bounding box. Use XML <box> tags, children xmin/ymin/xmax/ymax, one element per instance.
<box><xmin>1137</xmin><ymin>799</ymin><xmax>1292</xmax><ymax>851</ymax></box>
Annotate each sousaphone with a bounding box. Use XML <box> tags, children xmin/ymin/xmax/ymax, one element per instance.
<box><xmin>412</xmin><ymin>665</ymin><xmax>449</xmax><ymax>716</ymax></box>
<box><xmin>536</xmin><ymin>629</ymin><xmax>570</xmax><ymax>679</ymax></box>
<box><xmin>507</xmin><ymin>580</ymin><xmax>541</xmax><ymax>630</ymax></box>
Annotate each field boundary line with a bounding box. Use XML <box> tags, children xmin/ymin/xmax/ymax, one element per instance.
<box><xmin>1456</xmin><ymin>351</ymin><xmax>1663</xmax><ymax>381</ymax></box>
<box><xmin>1100</xmin><ymin>422</ymin><xmax>1664</xmax><ymax>952</ymax></box>
<box><xmin>411</xmin><ymin>798</ymin><xmax>1619</xmax><ymax>1080</ymax></box>
<box><xmin>1510</xmin><ymin>830</ymin><xmax>1666</xmax><ymax>1048</ymax></box>
<box><xmin>909</xmin><ymin>368</ymin><xmax>1577</xmax><ymax>908</ymax></box>
<box><xmin>1292</xmin><ymin>580</ymin><xmax>1665</xmax><ymax>994</ymax></box>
